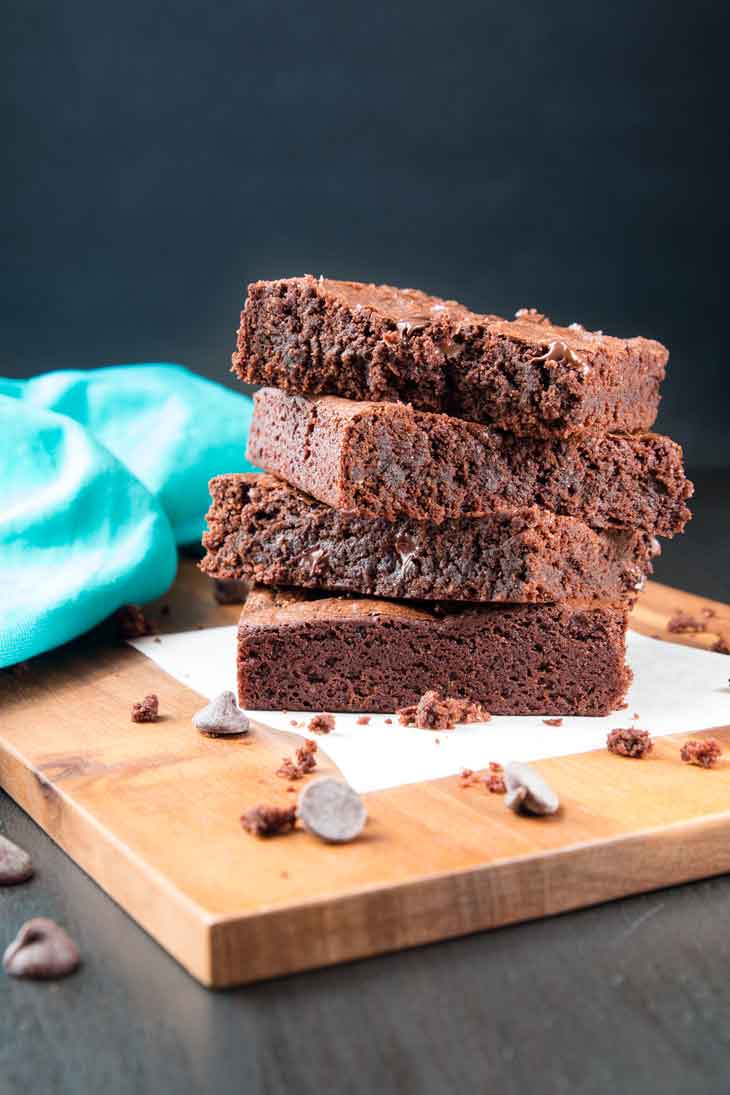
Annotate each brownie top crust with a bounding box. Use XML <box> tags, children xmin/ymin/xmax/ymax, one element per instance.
<box><xmin>312</xmin><ymin>278</ymin><xmax>477</xmax><ymax>328</ymax></box>
<box><xmin>233</xmin><ymin>275</ymin><xmax>668</xmax><ymax>436</ymax></box>
<box><xmin>308</xmin><ymin>277</ymin><xmax>660</xmax><ymax>362</ymax></box>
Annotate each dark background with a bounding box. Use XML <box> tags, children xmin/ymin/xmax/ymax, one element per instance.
<box><xmin>3</xmin><ymin>0</ymin><xmax>729</xmax><ymax>470</ymax></box>
<box><xmin>3</xmin><ymin>7</ymin><xmax>730</xmax><ymax>1093</ymax></box>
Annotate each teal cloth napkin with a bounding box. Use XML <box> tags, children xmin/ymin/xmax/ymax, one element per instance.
<box><xmin>0</xmin><ymin>364</ymin><xmax>256</xmax><ymax>668</ymax></box>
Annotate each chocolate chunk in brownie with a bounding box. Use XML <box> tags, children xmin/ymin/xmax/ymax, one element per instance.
<box><xmin>131</xmin><ymin>694</ymin><xmax>159</xmax><ymax>723</ymax></box>
<box><xmin>233</xmin><ymin>276</ymin><xmax>667</xmax><ymax>437</ymax></box>
<box><xmin>606</xmin><ymin>727</ymin><xmax>653</xmax><ymax>758</ymax></box>
<box><xmin>247</xmin><ymin>389</ymin><xmax>692</xmax><ymax>536</ymax></box>
<box><xmin>202</xmin><ymin>473</ymin><xmax>658</xmax><ymax>604</ymax></box>
<box><xmin>680</xmin><ymin>739</ymin><xmax>722</xmax><ymax>768</ymax></box>
<box><xmin>241</xmin><ymin>804</ymin><xmax>298</xmax><ymax>837</ymax></box>
<box><xmin>397</xmin><ymin>690</ymin><xmax>490</xmax><ymax>729</ymax></box>
<box><xmin>237</xmin><ymin>587</ymin><xmax>632</xmax><ymax>716</ymax></box>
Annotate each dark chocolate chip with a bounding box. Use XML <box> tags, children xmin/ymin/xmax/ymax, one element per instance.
<box><xmin>3</xmin><ymin>918</ymin><xmax>80</xmax><ymax>980</ymax></box>
<box><xmin>0</xmin><ymin>835</ymin><xmax>33</xmax><ymax>885</ymax></box>
<box><xmin>297</xmin><ymin>778</ymin><xmax>367</xmax><ymax>843</ymax></box>
<box><xmin>193</xmin><ymin>691</ymin><xmax>250</xmax><ymax>736</ymax></box>
<box><xmin>504</xmin><ymin>762</ymin><xmax>559</xmax><ymax>816</ymax></box>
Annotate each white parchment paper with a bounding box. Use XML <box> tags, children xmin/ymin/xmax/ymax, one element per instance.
<box><xmin>130</xmin><ymin>629</ymin><xmax>730</xmax><ymax>794</ymax></box>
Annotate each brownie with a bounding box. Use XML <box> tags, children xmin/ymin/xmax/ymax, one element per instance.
<box><xmin>247</xmin><ymin>389</ymin><xmax>692</xmax><ymax>536</ymax></box>
<box><xmin>232</xmin><ymin>276</ymin><xmax>668</xmax><ymax>437</ymax></box>
<box><xmin>236</xmin><ymin>587</ymin><xmax>632</xmax><ymax>716</ymax></box>
<box><xmin>202</xmin><ymin>473</ymin><xmax>658</xmax><ymax>603</ymax></box>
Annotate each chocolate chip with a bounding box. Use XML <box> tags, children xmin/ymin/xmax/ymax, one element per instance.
<box><xmin>192</xmin><ymin>691</ymin><xmax>250</xmax><ymax>736</ymax></box>
<box><xmin>3</xmin><ymin>918</ymin><xmax>80</xmax><ymax>980</ymax></box>
<box><xmin>297</xmin><ymin>778</ymin><xmax>367</xmax><ymax>843</ymax></box>
<box><xmin>530</xmin><ymin>339</ymin><xmax>582</xmax><ymax>367</ymax></box>
<box><xmin>0</xmin><ymin>835</ymin><xmax>33</xmax><ymax>885</ymax></box>
<box><xmin>504</xmin><ymin>762</ymin><xmax>559</xmax><ymax>816</ymax></box>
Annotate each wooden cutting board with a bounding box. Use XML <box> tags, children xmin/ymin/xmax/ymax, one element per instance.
<box><xmin>1</xmin><ymin>562</ymin><xmax>729</xmax><ymax>988</ymax></box>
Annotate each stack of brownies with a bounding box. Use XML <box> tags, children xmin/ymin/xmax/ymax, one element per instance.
<box><xmin>201</xmin><ymin>276</ymin><xmax>692</xmax><ymax>717</ymax></box>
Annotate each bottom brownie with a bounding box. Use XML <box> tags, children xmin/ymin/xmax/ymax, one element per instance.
<box><xmin>237</xmin><ymin>587</ymin><xmax>631</xmax><ymax>716</ymax></box>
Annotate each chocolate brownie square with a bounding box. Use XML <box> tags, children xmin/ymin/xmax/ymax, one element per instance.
<box><xmin>246</xmin><ymin>388</ymin><xmax>692</xmax><ymax>536</ymax></box>
<box><xmin>232</xmin><ymin>275</ymin><xmax>667</xmax><ymax>437</ymax></box>
<box><xmin>202</xmin><ymin>473</ymin><xmax>658</xmax><ymax>604</ymax></box>
<box><xmin>236</xmin><ymin>587</ymin><xmax>632</xmax><ymax>716</ymax></box>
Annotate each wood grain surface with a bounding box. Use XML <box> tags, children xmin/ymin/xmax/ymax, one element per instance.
<box><xmin>1</xmin><ymin>561</ymin><xmax>728</xmax><ymax>987</ymax></box>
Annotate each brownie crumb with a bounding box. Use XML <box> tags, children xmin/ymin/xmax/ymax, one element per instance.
<box><xmin>356</xmin><ymin>716</ymin><xmax>370</xmax><ymax>725</ymax></box>
<box><xmin>485</xmin><ymin>762</ymin><xmax>507</xmax><ymax>794</ymax></box>
<box><xmin>632</xmin><ymin>712</ymin><xmax>641</xmax><ymax>720</ymax></box>
<box><xmin>131</xmin><ymin>694</ymin><xmax>159</xmax><ymax>723</ymax></box>
<box><xmin>543</xmin><ymin>717</ymin><xmax>563</xmax><ymax>727</ymax></box>
<box><xmin>297</xmin><ymin>739</ymin><xmax>318</xmax><ymax>767</ymax></box>
<box><xmin>458</xmin><ymin>767</ymin><xmax>482</xmax><ymax>788</ymax></box>
<box><xmin>213</xmin><ymin>578</ymin><xmax>248</xmax><ymax>605</ymax></box>
<box><xmin>276</xmin><ymin>739</ymin><xmax>318</xmax><ymax>781</ymax></box>
<box><xmin>308</xmin><ymin>713</ymin><xmax>335</xmax><ymax>735</ymax></box>
<box><xmin>276</xmin><ymin>758</ymin><xmax>300</xmax><ymax>781</ymax></box>
<box><xmin>116</xmin><ymin>604</ymin><xmax>152</xmax><ymax>638</ymax></box>
<box><xmin>667</xmin><ymin>612</ymin><xmax>706</xmax><ymax>634</ymax></box>
<box><xmin>607</xmin><ymin>727</ymin><xmax>653</xmax><ymax>758</ymax></box>
<box><xmin>680</xmin><ymin>739</ymin><xmax>722</xmax><ymax>768</ymax></box>
<box><xmin>241</xmin><ymin>804</ymin><xmax>297</xmax><ymax>837</ymax></box>
<box><xmin>384</xmin><ymin>718</ymin><xmax>393</xmax><ymax>725</ymax></box>
<box><xmin>397</xmin><ymin>690</ymin><xmax>491</xmax><ymax>730</ymax></box>
<box><xmin>290</xmin><ymin>719</ymin><xmax>300</xmax><ymax>727</ymax></box>
<box><xmin>711</xmin><ymin>637</ymin><xmax>730</xmax><ymax>655</ymax></box>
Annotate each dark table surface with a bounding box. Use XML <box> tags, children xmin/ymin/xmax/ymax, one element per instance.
<box><xmin>1</xmin><ymin>469</ymin><xmax>728</xmax><ymax>1095</ymax></box>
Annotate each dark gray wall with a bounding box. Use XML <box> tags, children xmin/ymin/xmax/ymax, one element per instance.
<box><xmin>3</xmin><ymin>0</ymin><xmax>728</xmax><ymax>466</ymax></box>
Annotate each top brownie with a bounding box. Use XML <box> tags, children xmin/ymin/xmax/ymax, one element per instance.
<box><xmin>232</xmin><ymin>275</ymin><xmax>668</xmax><ymax>437</ymax></box>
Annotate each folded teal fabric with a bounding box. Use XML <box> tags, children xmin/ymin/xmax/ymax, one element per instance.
<box><xmin>0</xmin><ymin>364</ymin><xmax>256</xmax><ymax>668</ymax></box>
<box><xmin>1</xmin><ymin>364</ymin><xmax>257</xmax><ymax>544</ymax></box>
